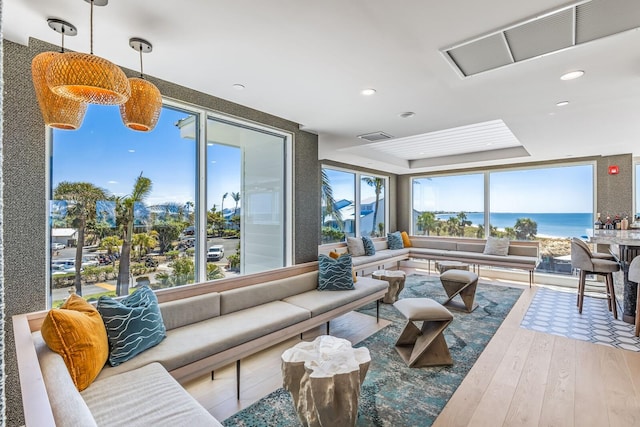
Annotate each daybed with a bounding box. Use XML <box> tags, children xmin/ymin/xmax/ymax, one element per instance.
<box><xmin>13</xmin><ymin>262</ymin><xmax>388</xmax><ymax>427</ymax></box>
<box><xmin>320</xmin><ymin>235</ymin><xmax>540</xmax><ymax>286</ymax></box>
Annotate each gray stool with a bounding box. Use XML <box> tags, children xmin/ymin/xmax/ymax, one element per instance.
<box><xmin>393</xmin><ymin>298</ymin><xmax>453</xmax><ymax>367</ymax></box>
<box><xmin>439</xmin><ymin>270</ymin><xmax>479</xmax><ymax>313</ymax></box>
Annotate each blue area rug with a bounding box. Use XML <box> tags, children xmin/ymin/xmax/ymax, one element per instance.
<box><xmin>222</xmin><ymin>274</ymin><xmax>523</xmax><ymax>427</ymax></box>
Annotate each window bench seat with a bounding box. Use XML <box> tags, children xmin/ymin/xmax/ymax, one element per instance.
<box><xmin>13</xmin><ymin>262</ymin><xmax>388</xmax><ymax>427</ymax></box>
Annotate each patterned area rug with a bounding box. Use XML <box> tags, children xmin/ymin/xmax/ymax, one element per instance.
<box><xmin>222</xmin><ymin>274</ymin><xmax>523</xmax><ymax>427</ymax></box>
<box><xmin>521</xmin><ymin>287</ymin><xmax>640</xmax><ymax>352</ymax></box>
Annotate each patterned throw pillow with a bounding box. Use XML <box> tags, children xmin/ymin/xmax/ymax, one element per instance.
<box><xmin>387</xmin><ymin>231</ymin><xmax>404</xmax><ymax>250</ymax></box>
<box><xmin>329</xmin><ymin>251</ymin><xmax>357</xmax><ymax>282</ymax></box>
<box><xmin>41</xmin><ymin>294</ymin><xmax>109</xmax><ymax>391</ymax></box>
<box><xmin>97</xmin><ymin>286</ymin><xmax>166</xmax><ymax>366</ymax></box>
<box><xmin>318</xmin><ymin>254</ymin><xmax>355</xmax><ymax>291</ymax></box>
<box><xmin>361</xmin><ymin>236</ymin><xmax>376</xmax><ymax>255</ymax></box>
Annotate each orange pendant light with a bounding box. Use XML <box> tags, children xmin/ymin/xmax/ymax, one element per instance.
<box><xmin>32</xmin><ymin>19</ymin><xmax>87</xmax><ymax>130</ymax></box>
<box><xmin>120</xmin><ymin>38</ymin><xmax>162</xmax><ymax>132</ymax></box>
<box><xmin>46</xmin><ymin>0</ymin><xmax>130</xmax><ymax>106</ymax></box>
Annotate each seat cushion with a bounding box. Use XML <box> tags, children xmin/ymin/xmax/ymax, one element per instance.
<box><xmin>591</xmin><ymin>258</ymin><xmax>620</xmax><ymax>273</ymax></box>
<box><xmin>440</xmin><ymin>269</ymin><xmax>478</xmax><ymax>284</ymax></box>
<box><xmin>393</xmin><ymin>298</ymin><xmax>453</xmax><ymax>321</ymax></box>
<box><xmin>83</xmin><ymin>362</ymin><xmax>222</xmax><ymax>427</ymax></box>
<box><xmin>283</xmin><ymin>277</ymin><xmax>388</xmax><ymax>316</ymax></box>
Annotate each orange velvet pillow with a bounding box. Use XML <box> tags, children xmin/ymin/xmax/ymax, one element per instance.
<box><xmin>329</xmin><ymin>251</ymin><xmax>357</xmax><ymax>282</ymax></box>
<box><xmin>401</xmin><ymin>231</ymin><xmax>412</xmax><ymax>248</ymax></box>
<box><xmin>41</xmin><ymin>294</ymin><xmax>109</xmax><ymax>391</ymax></box>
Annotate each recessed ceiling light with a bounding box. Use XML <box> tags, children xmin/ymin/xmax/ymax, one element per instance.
<box><xmin>556</xmin><ymin>101</ymin><xmax>570</xmax><ymax>107</ymax></box>
<box><xmin>361</xmin><ymin>88</ymin><xmax>376</xmax><ymax>96</ymax></box>
<box><xmin>399</xmin><ymin>112</ymin><xmax>416</xmax><ymax>119</ymax></box>
<box><xmin>560</xmin><ymin>70</ymin><xmax>585</xmax><ymax>81</ymax></box>
<box><xmin>232</xmin><ymin>84</ymin><xmax>245</xmax><ymax>90</ymax></box>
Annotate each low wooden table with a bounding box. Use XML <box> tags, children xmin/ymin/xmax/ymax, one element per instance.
<box><xmin>372</xmin><ymin>270</ymin><xmax>406</xmax><ymax>303</ymax></box>
<box><xmin>436</xmin><ymin>260</ymin><xmax>470</xmax><ymax>273</ymax></box>
<box><xmin>281</xmin><ymin>335</ymin><xmax>370</xmax><ymax>427</ymax></box>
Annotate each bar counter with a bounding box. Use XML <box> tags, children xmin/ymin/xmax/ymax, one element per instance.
<box><xmin>591</xmin><ymin>229</ymin><xmax>640</xmax><ymax>324</ymax></box>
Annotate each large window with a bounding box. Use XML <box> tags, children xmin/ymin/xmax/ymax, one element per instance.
<box><xmin>412</xmin><ymin>174</ymin><xmax>484</xmax><ymax>237</ymax></box>
<box><xmin>321</xmin><ymin>167</ymin><xmax>388</xmax><ymax>243</ymax></box>
<box><xmin>411</xmin><ymin>163</ymin><xmax>595</xmax><ymax>275</ymax></box>
<box><xmin>50</xmin><ymin>102</ymin><xmax>291</xmax><ymax>306</ymax></box>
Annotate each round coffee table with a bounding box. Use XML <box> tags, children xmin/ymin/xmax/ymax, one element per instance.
<box><xmin>281</xmin><ymin>335</ymin><xmax>370</xmax><ymax>427</ymax></box>
<box><xmin>436</xmin><ymin>260</ymin><xmax>470</xmax><ymax>274</ymax></box>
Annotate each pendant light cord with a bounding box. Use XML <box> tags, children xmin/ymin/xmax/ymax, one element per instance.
<box><xmin>90</xmin><ymin>0</ymin><xmax>94</xmax><ymax>55</ymax></box>
<box><xmin>139</xmin><ymin>47</ymin><xmax>144</xmax><ymax>78</ymax></box>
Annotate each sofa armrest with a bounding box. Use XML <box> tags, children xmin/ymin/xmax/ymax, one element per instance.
<box><xmin>13</xmin><ymin>313</ymin><xmax>56</xmax><ymax>427</ymax></box>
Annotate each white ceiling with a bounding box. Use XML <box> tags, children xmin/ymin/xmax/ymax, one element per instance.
<box><xmin>4</xmin><ymin>0</ymin><xmax>640</xmax><ymax>175</ymax></box>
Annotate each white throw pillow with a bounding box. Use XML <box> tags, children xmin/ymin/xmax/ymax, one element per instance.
<box><xmin>346</xmin><ymin>236</ymin><xmax>366</xmax><ymax>256</ymax></box>
<box><xmin>483</xmin><ymin>236</ymin><xmax>510</xmax><ymax>256</ymax></box>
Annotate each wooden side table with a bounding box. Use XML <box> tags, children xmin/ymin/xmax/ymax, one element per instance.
<box><xmin>372</xmin><ymin>270</ymin><xmax>406</xmax><ymax>303</ymax></box>
<box><xmin>281</xmin><ymin>335</ymin><xmax>370</xmax><ymax>427</ymax></box>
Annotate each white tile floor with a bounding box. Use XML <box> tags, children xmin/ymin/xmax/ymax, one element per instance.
<box><xmin>521</xmin><ymin>287</ymin><xmax>640</xmax><ymax>352</ymax></box>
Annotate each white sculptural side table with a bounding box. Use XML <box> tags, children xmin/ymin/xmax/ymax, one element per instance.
<box><xmin>281</xmin><ymin>335</ymin><xmax>370</xmax><ymax>427</ymax></box>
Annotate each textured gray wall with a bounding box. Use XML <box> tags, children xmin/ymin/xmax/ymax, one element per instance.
<box><xmin>2</xmin><ymin>38</ymin><xmax>319</xmax><ymax>426</ymax></box>
<box><xmin>0</xmin><ymin>4</ymin><xmax>6</xmax><ymax>425</ymax></box>
<box><xmin>597</xmin><ymin>154</ymin><xmax>633</xmax><ymax>220</ymax></box>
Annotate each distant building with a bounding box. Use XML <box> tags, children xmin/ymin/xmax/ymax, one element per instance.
<box><xmin>51</xmin><ymin>228</ymin><xmax>77</xmax><ymax>247</ymax></box>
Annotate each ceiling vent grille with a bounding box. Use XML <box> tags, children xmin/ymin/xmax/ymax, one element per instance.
<box><xmin>442</xmin><ymin>0</ymin><xmax>640</xmax><ymax>77</ymax></box>
<box><xmin>357</xmin><ymin>131</ymin><xmax>394</xmax><ymax>142</ymax></box>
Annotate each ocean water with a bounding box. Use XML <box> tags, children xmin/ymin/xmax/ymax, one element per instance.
<box><xmin>435</xmin><ymin>212</ymin><xmax>593</xmax><ymax>239</ymax></box>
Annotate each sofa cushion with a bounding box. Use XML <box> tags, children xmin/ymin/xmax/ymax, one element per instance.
<box><xmin>483</xmin><ymin>236</ymin><xmax>510</xmax><ymax>256</ymax></box>
<box><xmin>40</xmin><ymin>294</ymin><xmax>109</xmax><ymax>391</ymax></box>
<box><xmin>387</xmin><ymin>231</ymin><xmax>404</xmax><ymax>250</ymax></box>
<box><xmin>351</xmin><ymin>251</ymin><xmax>393</xmax><ymax>267</ymax></box>
<box><xmin>97</xmin><ymin>286</ymin><xmax>166</xmax><ymax>366</ymax></box>
<box><xmin>34</xmin><ymin>333</ymin><xmax>98</xmax><ymax>426</ymax></box>
<box><xmin>219</xmin><ymin>271</ymin><xmax>318</xmax><ymax>315</ymax></box>
<box><xmin>283</xmin><ymin>277</ymin><xmax>388</xmax><ymax>316</ymax></box>
<box><xmin>373</xmin><ymin>239</ymin><xmax>389</xmax><ymax>251</ymax></box>
<box><xmin>457</xmin><ymin>242</ymin><xmax>485</xmax><ymax>253</ymax></box>
<box><xmin>410</xmin><ymin>239</ymin><xmax>457</xmax><ymax>250</ymax></box>
<box><xmin>159</xmin><ymin>292</ymin><xmax>221</xmax><ymax>330</ymax></box>
<box><xmin>318</xmin><ymin>254</ymin><xmax>355</xmax><ymax>291</ymax></box>
<box><xmin>83</xmin><ymin>362</ymin><xmax>222</xmax><ymax>427</ymax></box>
<box><xmin>346</xmin><ymin>236</ymin><xmax>366</xmax><ymax>256</ymax></box>
<box><xmin>96</xmin><ymin>301</ymin><xmax>311</xmax><ymax>380</ymax></box>
<box><xmin>362</xmin><ymin>236</ymin><xmax>376</xmax><ymax>255</ymax></box>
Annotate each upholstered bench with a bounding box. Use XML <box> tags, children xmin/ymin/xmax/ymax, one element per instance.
<box><xmin>439</xmin><ymin>270</ymin><xmax>479</xmax><ymax>313</ymax></box>
<box><xmin>393</xmin><ymin>298</ymin><xmax>453</xmax><ymax>367</ymax></box>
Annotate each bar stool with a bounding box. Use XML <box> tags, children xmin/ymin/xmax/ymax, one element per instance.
<box><xmin>627</xmin><ymin>256</ymin><xmax>640</xmax><ymax>337</ymax></box>
<box><xmin>573</xmin><ymin>237</ymin><xmax>616</xmax><ymax>260</ymax></box>
<box><xmin>571</xmin><ymin>238</ymin><xmax>620</xmax><ymax>319</ymax></box>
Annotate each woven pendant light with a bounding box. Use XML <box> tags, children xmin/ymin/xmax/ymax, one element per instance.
<box><xmin>46</xmin><ymin>0</ymin><xmax>130</xmax><ymax>105</ymax></box>
<box><xmin>120</xmin><ymin>38</ymin><xmax>162</xmax><ymax>132</ymax></box>
<box><xmin>32</xmin><ymin>19</ymin><xmax>86</xmax><ymax>130</ymax></box>
<box><xmin>33</xmin><ymin>52</ymin><xmax>87</xmax><ymax>130</ymax></box>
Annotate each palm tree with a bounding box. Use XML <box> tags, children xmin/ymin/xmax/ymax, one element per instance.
<box><xmin>116</xmin><ymin>173</ymin><xmax>152</xmax><ymax>296</ymax></box>
<box><xmin>54</xmin><ymin>182</ymin><xmax>109</xmax><ymax>295</ymax></box>
<box><xmin>514</xmin><ymin>218</ymin><xmax>538</xmax><ymax>240</ymax></box>
<box><xmin>132</xmin><ymin>232</ymin><xmax>158</xmax><ymax>260</ymax></box>
<box><xmin>221</xmin><ymin>192</ymin><xmax>228</xmax><ymax>215</ymax></box>
<box><xmin>321</xmin><ymin>169</ymin><xmax>342</xmax><ymax>227</ymax></box>
<box><xmin>416</xmin><ymin>212</ymin><xmax>437</xmax><ymax>236</ymax></box>
<box><xmin>362</xmin><ymin>177</ymin><xmax>384</xmax><ymax>236</ymax></box>
<box><xmin>231</xmin><ymin>191</ymin><xmax>240</xmax><ymax>216</ymax></box>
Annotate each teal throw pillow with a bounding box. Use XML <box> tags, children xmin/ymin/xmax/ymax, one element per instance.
<box><xmin>387</xmin><ymin>231</ymin><xmax>404</xmax><ymax>250</ymax></box>
<box><xmin>318</xmin><ymin>254</ymin><xmax>355</xmax><ymax>291</ymax></box>
<box><xmin>97</xmin><ymin>286</ymin><xmax>166</xmax><ymax>366</ymax></box>
<box><xmin>361</xmin><ymin>236</ymin><xmax>376</xmax><ymax>255</ymax></box>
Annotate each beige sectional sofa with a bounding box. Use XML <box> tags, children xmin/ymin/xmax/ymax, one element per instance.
<box><xmin>320</xmin><ymin>235</ymin><xmax>540</xmax><ymax>285</ymax></box>
<box><xmin>13</xmin><ymin>262</ymin><xmax>388</xmax><ymax>427</ymax></box>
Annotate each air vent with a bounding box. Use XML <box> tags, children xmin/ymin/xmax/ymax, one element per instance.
<box><xmin>357</xmin><ymin>131</ymin><xmax>394</xmax><ymax>142</ymax></box>
<box><xmin>442</xmin><ymin>0</ymin><xmax>640</xmax><ymax>77</ymax></box>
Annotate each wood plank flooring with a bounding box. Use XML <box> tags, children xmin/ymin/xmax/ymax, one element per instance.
<box><xmin>183</xmin><ymin>274</ymin><xmax>640</xmax><ymax>426</ymax></box>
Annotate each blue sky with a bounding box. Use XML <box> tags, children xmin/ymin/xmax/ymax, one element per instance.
<box><xmin>53</xmin><ymin>104</ymin><xmax>241</xmax><ymax>211</ymax></box>
<box><xmin>412</xmin><ymin>165</ymin><xmax>593</xmax><ymax>213</ymax></box>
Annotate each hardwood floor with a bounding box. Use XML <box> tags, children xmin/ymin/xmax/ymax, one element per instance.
<box><xmin>183</xmin><ymin>273</ymin><xmax>640</xmax><ymax>426</ymax></box>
